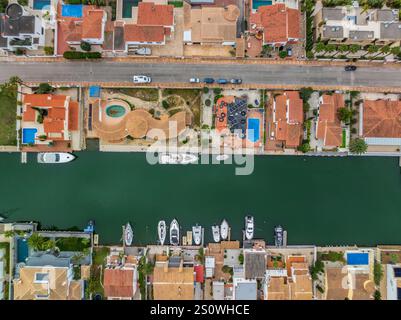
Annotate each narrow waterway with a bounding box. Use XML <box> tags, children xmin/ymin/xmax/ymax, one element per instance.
<box><xmin>0</xmin><ymin>152</ymin><xmax>400</xmax><ymax>246</ymax></box>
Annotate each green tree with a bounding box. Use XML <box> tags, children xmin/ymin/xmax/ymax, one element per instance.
<box><xmin>325</xmin><ymin>44</ymin><xmax>336</xmax><ymax>52</ymax></box>
<box><xmin>279</xmin><ymin>50</ymin><xmax>288</xmax><ymax>59</ymax></box>
<box><xmin>374</xmin><ymin>262</ymin><xmax>383</xmax><ymax>285</ymax></box>
<box><xmin>338</xmin><ymin>44</ymin><xmax>349</xmax><ymax>52</ymax></box>
<box><xmin>27</xmin><ymin>233</ymin><xmax>45</xmax><ymax>251</ymax></box>
<box><xmin>80</xmin><ymin>41</ymin><xmax>91</xmax><ymax>52</ymax></box>
<box><xmin>0</xmin><ymin>0</ymin><xmax>9</xmax><ymax>14</ymax></box>
<box><xmin>298</xmin><ymin>142</ymin><xmax>311</xmax><ymax>153</ymax></box>
<box><xmin>315</xmin><ymin>42</ymin><xmax>326</xmax><ymax>52</ymax></box>
<box><xmin>381</xmin><ymin>45</ymin><xmax>390</xmax><ymax>54</ymax></box>
<box><xmin>349</xmin><ymin>44</ymin><xmax>361</xmax><ymax>53</ymax></box>
<box><xmin>349</xmin><ymin>138</ymin><xmax>368</xmax><ymax>154</ymax></box>
<box><xmin>374</xmin><ymin>290</ymin><xmax>381</xmax><ymax>300</ymax></box>
<box><xmin>300</xmin><ymin>87</ymin><xmax>314</xmax><ymax>103</ymax></box>
<box><xmin>367</xmin><ymin>45</ymin><xmax>379</xmax><ymax>53</ymax></box>
<box><xmin>36</xmin><ymin>83</ymin><xmax>53</xmax><ymax>94</ymax></box>
<box><xmin>44</xmin><ymin>46</ymin><xmax>54</xmax><ymax>55</ymax></box>
<box><xmin>238</xmin><ymin>252</ymin><xmax>244</xmax><ymax>264</ymax></box>
<box><xmin>337</xmin><ymin>107</ymin><xmax>353</xmax><ymax>123</ymax></box>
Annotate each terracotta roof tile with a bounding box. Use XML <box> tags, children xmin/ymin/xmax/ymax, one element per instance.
<box><xmin>68</xmin><ymin>101</ymin><xmax>79</xmax><ymax>131</ymax></box>
<box><xmin>82</xmin><ymin>8</ymin><xmax>104</xmax><ymax>39</ymax></box>
<box><xmin>104</xmin><ymin>269</ymin><xmax>134</xmax><ymax>298</ymax></box>
<box><xmin>316</xmin><ymin>94</ymin><xmax>343</xmax><ymax>147</ymax></box>
<box><xmin>124</xmin><ymin>24</ymin><xmax>165</xmax><ymax>43</ymax></box>
<box><xmin>137</xmin><ymin>3</ymin><xmax>174</xmax><ymax>27</ymax></box>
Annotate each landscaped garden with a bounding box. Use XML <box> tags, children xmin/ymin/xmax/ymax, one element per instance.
<box><xmin>0</xmin><ymin>80</ymin><xmax>18</xmax><ymax>146</ymax></box>
<box><xmin>116</xmin><ymin>88</ymin><xmax>159</xmax><ymax>102</ymax></box>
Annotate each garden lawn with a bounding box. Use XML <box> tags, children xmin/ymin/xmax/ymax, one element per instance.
<box><xmin>0</xmin><ymin>84</ymin><xmax>17</xmax><ymax>146</ymax></box>
<box><xmin>117</xmin><ymin>88</ymin><xmax>159</xmax><ymax>101</ymax></box>
<box><xmin>341</xmin><ymin>129</ymin><xmax>346</xmax><ymax>148</ymax></box>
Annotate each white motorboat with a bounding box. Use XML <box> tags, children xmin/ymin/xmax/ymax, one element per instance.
<box><xmin>212</xmin><ymin>225</ymin><xmax>220</xmax><ymax>243</ymax></box>
<box><xmin>244</xmin><ymin>215</ymin><xmax>254</xmax><ymax>240</ymax></box>
<box><xmin>170</xmin><ymin>219</ymin><xmax>180</xmax><ymax>246</ymax></box>
<box><xmin>37</xmin><ymin>152</ymin><xmax>75</xmax><ymax>164</ymax></box>
<box><xmin>274</xmin><ymin>225</ymin><xmax>284</xmax><ymax>247</ymax></box>
<box><xmin>159</xmin><ymin>153</ymin><xmax>198</xmax><ymax>165</ymax></box>
<box><xmin>124</xmin><ymin>222</ymin><xmax>133</xmax><ymax>246</ymax></box>
<box><xmin>158</xmin><ymin>220</ymin><xmax>167</xmax><ymax>245</ymax></box>
<box><xmin>192</xmin><ymin>224</ymin><xmax>202</xmax><ymax>246</ymax></box>
<box><xmin>216</xmin><ymin>154</ymin><xmax>229</xmax><ymax>161</ymax></box>
<box><xmin>220</xmin><ymin>219</ymin><xmax>229</xmax><ymax>240</ymax></box>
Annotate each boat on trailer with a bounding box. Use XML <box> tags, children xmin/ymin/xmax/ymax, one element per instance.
<box><xmin>192</xmin><ymin>224</ymin><xmax>202</xmax><ymax>245</ymax></box>
<box><xmin>244</xmin><ymin>215</ymin><xmax>254</xmax><ymax>240</ymax></box>
<box><xmin>220</xmin><ymin>219</ymin><xmax>229</xmax><ymax>240</ymax></box>
<box><xmin>212</xmin><ymin>225</ymin><xmax>220</xmax><ymax>243</ymax></box>
<box><xmin>170</xmin><ymin>219</ymin><xmax>180</xmax><ymax>246</ymax></box>
<box><xmin>124</xmin><ymin>222</ymin><xmax>133</xmax><ymax>246</ymax></box>
<box><xmin>158</xmin><ymin>220</ymin><xmax>167</xmax><ymax>245</ymax></box>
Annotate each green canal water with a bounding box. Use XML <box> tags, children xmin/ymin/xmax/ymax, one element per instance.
<box><xmin>0</xmin><ymin>152</ymin><xmax>400</xmax><ymax>246</ymax></box>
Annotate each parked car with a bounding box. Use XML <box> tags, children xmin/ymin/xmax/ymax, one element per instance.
<box><xmin>203</xmin><ymin>78</ymin><xmax>215</xmax><ymax>84</ymax></box>
<box><xmin>230</xmin><ymin>78</ymin><xmax>242</xmax><ymax>84</ymax></box>
<box><xmin>189</xmin><ymin>78</ymin><xmax>200</xmax><ymax>83</ymax></box>
<box><xmin>344</xmin><ymin>65</ymin><xmax>357</xmax><ymax>71</ymax></box>
<box><xmin>217</xmin><ymin>79</ymin><xmax>228</xmax><ymax>84</ymax></box>
<box><xmin>287</xmin><ymin>48</ymin><xmax>292</xmax><ymax>57</ymax></box>
<box><xmin>132</xmin><ymin>75</ymin><xmax>152</xmax><ymax>83</ymax></box>
<box><xmin>135</xmin><ymin>47</ymin><xmax>151</xmax><ymax>56</ymax></box>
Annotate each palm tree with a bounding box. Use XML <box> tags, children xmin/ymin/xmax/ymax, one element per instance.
<box><xmin>27</xmin><ymin>233</ymin><xmax>44</xmax><ymax>251</ymax></box>
<box><xmin>72</xmin><ymin>252</ymin><xmax>85</xmax><ymax>265</ymax></box>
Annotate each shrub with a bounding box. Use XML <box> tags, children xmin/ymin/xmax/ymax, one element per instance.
<box><xmin>80</xmin><ymin>41</ymin><xmax>91</xmax><ymax>52</ymax></box>
<box><xmin>205</xmin><ymin>99</ymin><xmax>211</xmax><ymax>107</ymax></box>
<box><xmin>349</xmin><ymin>138</ymin><xmax>368</xmax><ymax>154</ymax></box>
<box><xmin>15</xmin><ymin>48</ymin><xmax>25</xmax><ymax>56</ymax></box>
<box><xmin>298</xmin><ymin>142</ymin><xmax>311</xmax><ymax>153</ymax></box>
<box><xmin>203</xmin><ymin>87</ymin><xmax>209</xmax><ymax>94</ymax></box>
<box><xmin>279</xmin><ymin>50</ymin><xmax>288</xmax><ymax>59</ymax></box>
<box><xmin>300</xmin><ymin>87</ymin><xmax>314</xmax><ymax>103</ymax></box>
<box><xmin>162</xmin><ymin>100</ymin><xmax>170</xmax><ymax>109</ymax></box>
<box><xmin>213</xmin><ymin>88</ymin><xmax>222</xmax><ymax>95</ymax></box>
<box><xmin>214</xmin><ymin>94</ymin><xmax>223</xmax><ymax>104</ymax></box>
<box><xmin>44</xmin><ymin>46</ymin><xmax>54</xmax><ymax>55</ymax></box>
<box><xmin>36</xmin><ymin>83</ymin><xmax>53</xmax><ymax>94</ymax></box>
<box><xmin>349</xmin><ymin>44</ymin><xmax>361</xmax><ymax>53</ymax></box>
<box><xmin>315</xmin><ymin>42</ymin><xmax>326</xmax><ymax>52</ymax></box>
<box><xmin>306</xmin><ymin>51</ymin><xmax>314</xmax><ymax>59</ymax></box>
<box><xmin>63</xmin><ymin>51</ymin><xmax>101</xmax><ymax>59</ymax></box>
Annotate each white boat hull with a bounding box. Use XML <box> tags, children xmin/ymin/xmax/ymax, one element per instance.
<box><xmin>170</xmin><ymin>219</ymin><xmax>180</xmax><ymax>246</ymax></box>
<box><xmin>159</xmin><ymin>153</ymin><xmax>198</xmax><ymax>165</ymax></box>
<box><xmin>158</xmin><ymin>220</ymin><xmax>166</xmax><ymax>246</ymax></box>
<box><xmin>192</xmin><ymin>225</ymin><xmax>202</xmax><ymax>245</ymax></box>
<box><xmin>124</xmin><ymin>223</ymin><xmax>133</xmax><ymax>246</ymax></box>
<box><xmin>37</xmin><ymin>152</ymin><xmax>75</xmax><ymax>164</ymax></box>
<box><xmin>245</xmin><ymin>216</ymin><xmax>254</xmax><ymax>240</ymax></box>
<box><xmin>212</xmin><ymin>225</ymin><xmax>220</xmax><ymax>243</ymax></box>
<box><xmin>220</xmin><ymin>219</ymin><xmax>229</xmax><ymax>240</ymax></box>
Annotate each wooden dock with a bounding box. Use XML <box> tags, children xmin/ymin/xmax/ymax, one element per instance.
<box><xmin>21</xmin><ymin>152</ymin><xmax>27</xmax><ymax>163</ymax></box>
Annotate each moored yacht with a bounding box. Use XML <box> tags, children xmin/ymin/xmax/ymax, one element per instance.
<box><xmin>220</xmin><ymin>219</ymin><xmax>229</xmax><ymax>240</ymax></box>
<box><xmin>244</xmin><ymin>215</ymin><xmax>254</xmax><ymax>240</ymax></box>
<box><xmin>170</xmin><ymin>219</ymin><xmax>180</xmax><ymax>246</ymax></box>
<box><xmin>192</xmin><ymin>224</ymin><xmax>202</xmax><ymax>246</ymax></box>
<box><xmin>158</xmin><ymin>220</ymin><xmax>166</xmax><ymax>245</ymax></box>
<box><xmin>124</xmin><ymin>222</ymin><xmax>133</xmax><ymax>246</ymax></box>
<box><xmin>159</xmin><ymin>153</ymin><xmax>198</xmax><ymax>165</ymax></box>
<box><xmin>37</xmin><ymin>152</ymin><xmax>75</xmax><ymax>164</ymax></box>
<box><xmin>274</xmin><ymin>225</ymin><xmax>284</xmax><ymax>247</ymax></box>
<box><xmin>212</xmin><ymin>225</ymin><xmax>220</xmax><ymax>243</ymax></box>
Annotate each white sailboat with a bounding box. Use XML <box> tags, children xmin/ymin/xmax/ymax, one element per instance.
<box><xmin>158</xmin><ymin>220</ymin><xmax>166</xmax><ymax>245</ymax></box>
<box><xmin>192</xmin><ymin>224</ymin><xmax>202</xmax><ymax>246</ymax></box>
<box><xmin>124</xmin><ymin>222</ymin><xmax>133</xmax><ymax>246</ymax></box>
<box><xmin>170</xmin><ymin>219</ymin><xmax>180</xmax><ymax>246</ymax></box>
<box><xmin>244</xmin><ymin>215</ymin><xmax>254</xmax><ymax>240</ymax></box>
<box><xmin>220</xmin><ymin>219</ymin><xmax>229</xmax><ymax>240</ymax></box>
<box><xmin>212</xmin><ymin>225</ymin><xmax>220</xmax><ymax>243</ymax></box>
<box><xmin>159</xmin><ymin>153</ymin><xmax>198</xmax><ymax>165</ymax></box>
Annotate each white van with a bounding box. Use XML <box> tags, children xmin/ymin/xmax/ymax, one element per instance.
<box><xmin>133</xmin><ymin>75</ymin><xmax>152</xmax><ymax>83</ymax></box>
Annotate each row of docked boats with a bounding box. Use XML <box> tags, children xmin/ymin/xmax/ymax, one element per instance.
<box><xmin>124</xmin><ymin>217</ymin><xmax>284</xmax><ymax>247</ymax></box>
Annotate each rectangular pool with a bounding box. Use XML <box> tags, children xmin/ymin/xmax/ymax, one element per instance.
<box><xmin>123</xmin><ymin>0</ymin><xmax>139</xmax><ymax>18</ymax></box>
<box><xmin>253</xmin><ymin>0</ymin><xmax>272</xmax><ymax>10</ymax></box>
<box><xmin>17</xmin><ymin>238</ymin><xmax>29</xmax><ymax>263</ymax></box>
<box><xmin>33</xmin><ymin>0</ymin><xmax>50</xmax><ymax>10</ymax></box>
<box><xmin>347</xmin><ymin>252</ymin><xmax>369</xmax><ymax>265</ymax></box>
<box><xmin>61</xmin><ymin>4</ymin><xmax>84</xmax><ymax>18</ymax></box>
<box><xmin>22</xmin><ymin>128</ymin><xmax>37</xmax><ymax>144</ymax></box>
<box><xmin>247</xmin><ymin>118</ymin><xmax>260</xmax><ymax>143</ymax></box>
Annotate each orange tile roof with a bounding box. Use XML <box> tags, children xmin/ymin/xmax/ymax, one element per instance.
<box><xmin>137</xmin><ymin>3</ymin><xmax>174</xmax><ymax>27</ymax></box>
<box><xmin>82</xmin><ymin>8</ymin><xmax>104</xmax><ymax>40</ymax></box>
<box><xmin>285</xmin><ymin>123</ymin><xmax>302</xmax><ymax>148</ymax></box>
<box><xmin>104</xmin><ymin>269</ymin><xmax>134</xmax><ymax>298</ymax></box>
<box><xmin>316</xmin><ymin>94</ymin><xmax>343</xmax><ymax>147</ymax></box>
<box><xmin>275</xmin><ymin>95</ymin><xmax>287</xmax><ymax>121</ymax></box>
<box><xmin>251</xmin><ymin>4</ymin><xmax>300</xmax><ymax>44</ymax></box>
<box><xmin>363</xmin><ymin>99</ymin><xmax>401</xmax><ymax>138</ymax></box>
<box><xmin>124</xmin><ymin>24</ymin><xmax>165</xmax><ymax>43</ymax></box>
<box><xmin>48</xmin><ymin>107</ymin><xmax>66</xmax><ymax>120</ymax></box>
<box><xmin>23</xmin><ymin>106</ymin><xmax>36</xmax><ymax>122</ymax></box>
<box><xmin>24</xmin><ymin>94</ymin><xmax>68</xmax><ymax>108</ymax></box>
<box><xmin>285</xmin><ymin>91</ymin><xmax>303</xmax><ymax>123</ymax></box>
<box><xmin>68</xmin><ymin>101</ymin><xmax>79</xmax><ymax>131</ymax></box>
<box><xmin>43</xmin><ymin>118</ymin><xmax>65</xmax><ymax>134</ymax></box>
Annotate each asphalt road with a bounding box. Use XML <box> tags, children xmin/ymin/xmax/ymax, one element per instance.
<box><xmin>1</xmin><ymin>61</ymin><xmax>401</xmax><ymax>88</ymax></box>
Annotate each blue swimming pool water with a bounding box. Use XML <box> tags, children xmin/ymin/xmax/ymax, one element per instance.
<box><xmin>123</xmin><ymin>0</ymin><xmax>139</xmax><ymax>18</ymax></box>
<box><xmin>247</xmin><ymin>118</ymin><xmax>260</xmax><ymax>142</ymax></box>
<box><xmin>61</xmin><ymin>4</ymin><xmax>84</xmax><ymax>18</ymax></box>
<box><xmin>33</xmin><ymin>0</ymin><xmax>50</xmax><ymax>10</ymax></box>
<box><xmin>253</xmin><ymin>0</ymin><xmax>272</xmax><ymax>10</ymax></box>
<box><xmin>17</xmin><ymin>238</ymin><xmax>29</xmax><ymax>263</ymax></box>
<box><xmin>347</xmin><ymin>252</ymin><xmax>369</xmax><ymax>265</ymax></box>
<box><xmin>22</xmin><ymin>128</ymin><xmax>37</xmax><ymax>144</ymax></box>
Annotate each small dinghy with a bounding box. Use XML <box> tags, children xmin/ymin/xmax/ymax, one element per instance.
<box><xmin>124</xmin><ymin>222</ymin><xmax>133</xmax><ymax>246</ymax></box>
<box><xmin>212</xmin><ymin>225</ymin><xmax>220</xmax><ymax>243</ymax></box>
<box><xmin>220</xmin><ymin>219</ymin><xmax>229</xmax><ymax>240</ymax></box>
<box><xmin>158</xmin><ymin>220</ymin><xmax>166</xmax><ymax>245</ymax></box>
<box><xmin>192</xmin><ymin>224</ymin><xmax>202</xmax><ymax>246</ymax></box>
<box><xmin>170</xmin><ymin>219</ymin><xmax>180</xmax><ymax>246</ymax></box>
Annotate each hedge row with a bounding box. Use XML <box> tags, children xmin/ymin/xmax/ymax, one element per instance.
<box><xmin>63</xmin><ymin>51</ymin><xmax>102</xmax><ymax>59</ymax></box>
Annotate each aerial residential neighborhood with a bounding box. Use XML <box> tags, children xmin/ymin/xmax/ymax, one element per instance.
<box><xmin>1</xmin><ymin>0</ymin><xmax>401</xmax><ymax>308</ymax></box>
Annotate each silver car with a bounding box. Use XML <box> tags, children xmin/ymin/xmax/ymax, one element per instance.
<box><xmin>189</xmin><ymin>78</ymin><xmax>200</xmax><ymax>83</ymax></box>
<box><xmin>132</xmin><ymin>75</ymin><xmax>152</xmax><ymax>83</ymax></box>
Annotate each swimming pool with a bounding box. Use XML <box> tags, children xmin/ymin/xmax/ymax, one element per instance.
<box><xmin>347</xmin><ymin>252</ymin><xmax>369</xmax><ymax>265</ymax></box>
<box><xmin>106</xmin><ymin>105</ymin><xmax>127</xmax><ymax>118</ymax></box>
<box><xmin>33</xmin><ymin>0</ymin><xmax>50</xmax><ymax>10</ymax></box>
<box><xmin>252</xmin><ymin>0</ymin><xmax>272</xmax><ymax>10</ymax></box>
<box><xmin>247</xmin><ymin>118</ymin><xmax>260</xmax><ymax>142</ymax></box>
<box><xmin>123</xmin><ymin>0</ymin><xmax>139</xmax><ymax>18</ymax></box>
<box><xmin>17</xmin><ymin>238</ymin><xmax>29</xmax><ymax>263</ymax></box>
<box><xmin>22</xmin><ymin>128</ymin><xmax>37</xmax><ymax>144</ymax></box>
<box><xmin>61</xmin><ymin>4</ymin><xmax>83</xmax><ymax>18</ymax></box>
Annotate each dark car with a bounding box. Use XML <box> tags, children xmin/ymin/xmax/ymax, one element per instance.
<box><xmin>345</xmin><ymin>65</ymin><xmax>357</xmax><ymax>71</ymax></box>
<box><xmin>203</xmin><ymin>78</ymin><xmax>215</xmax><ymax>84</ymax></box>
<box><xmin>217</xmin><ymin>79</ymin><xmax>228</xmax><ymax>84</ymax></box>
<box><xmin>230</xmin><ymin>79</ymin><xmax>242</xmax><ymax>84</ymax></box>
